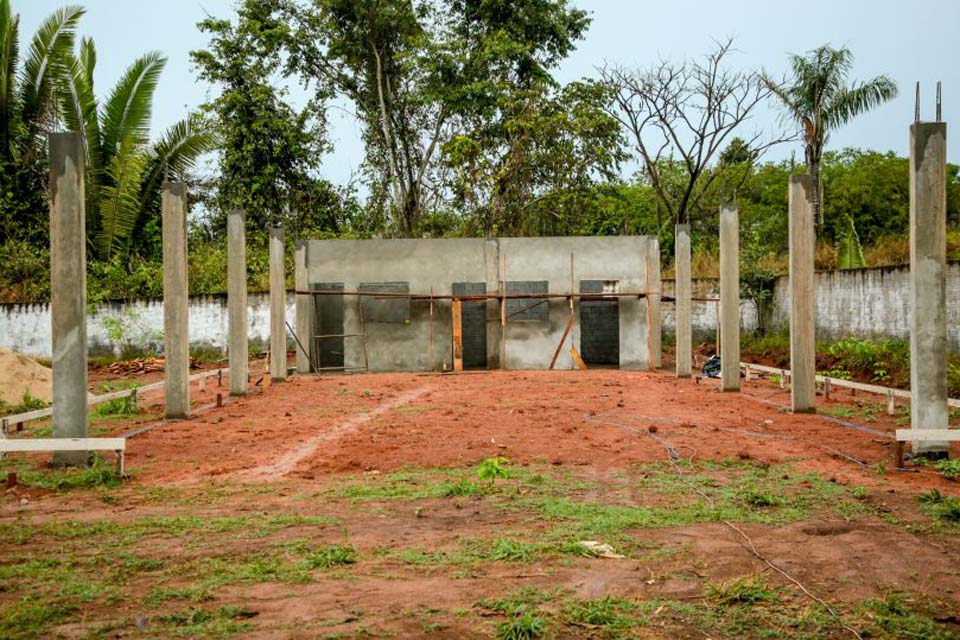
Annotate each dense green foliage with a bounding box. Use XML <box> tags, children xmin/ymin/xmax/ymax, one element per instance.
<box><xmin>0</xmin><ymin>1</ymin><xmax>958</xmax><ymax>304</ymax></box>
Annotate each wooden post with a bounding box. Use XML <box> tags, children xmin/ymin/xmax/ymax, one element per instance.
<box><xmin>452</xmin><ymin>299</ymin><xmax>464</xmax><ymax>372</ymax></box>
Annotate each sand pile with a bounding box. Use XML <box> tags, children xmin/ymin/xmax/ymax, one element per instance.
<box><xmin>0</xmin><ymin>348</ymin><xmax>53</xmax><ymax>407</ymax></box>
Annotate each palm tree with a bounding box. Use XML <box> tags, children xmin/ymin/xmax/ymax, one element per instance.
<box><xmin>0</xmin><ymin>1</ymin><xmax>84</xmax><ymax>163</ymax></box>
<box><xmin>763</xmin><ymin>45</ymin><xmax>898</xmax><ymax>230</ymax></box>
<box><xmin>0</xmin><ymin>1</ymin><xmax>83</xmax><ymax>244</ymax></box>
<box><xmin>57</xmin><ymin>40</ymin><xmax>213</xmax><ymax>260</ymax></box>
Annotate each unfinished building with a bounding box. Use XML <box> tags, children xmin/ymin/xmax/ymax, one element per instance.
<box><xmin>296</xmin><ymin>237</ymin><xmax>662</xmax><ymax>373</ymax></box>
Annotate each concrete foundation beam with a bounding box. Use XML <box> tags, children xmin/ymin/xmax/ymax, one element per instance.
<box><xmin>294</xmin><ymin>241</ymin><xmax>311</xmax><ymax>373</ymax></box>
<box><xmin>719</xmin><ymin>206</ymin><xmax>740</xmax><ymax>392</ymax></box>
<box><xmin>910</xmin><ymin>121</ymin><xmax>949</xmax><ymax>456</ymax></box>
<box><xmin>675</xmin><ymin>224</ymin><xmax>692</xmax><ymax>378</ymax></box>
<box><xmin>269</xmin><ymin>228</ymin><xmax>287</xmax><ymax>382</ymax></box>
<box><xmin>162</xmin><ymin>182</ymin><xmax>190</xmax><ymax>419</ymax></box>
<box><xmin>228</xmin><ymin>210</ymin><xmax>248</xmax><ymax>396</ymax></box>
<box><xmin>789</xmin><ymin>175</ymin><xmax>816</xmax><ymax>412</ymax></box>
<box><xmin>49</xmin><ymin>133</ymin><xmax>88</xmax><ymax>466</ymax></box>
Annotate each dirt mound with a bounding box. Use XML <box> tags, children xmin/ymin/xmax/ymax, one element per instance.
<box><xmin>0</xmin><ymin>348</ymin><xmax>52</xmax><ymax>406</ymax></box>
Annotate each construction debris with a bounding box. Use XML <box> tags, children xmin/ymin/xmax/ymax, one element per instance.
<box><xmin>105</xmin><ymin>357</ymin><xmax>201</xmax><ymax>376</ymax></box>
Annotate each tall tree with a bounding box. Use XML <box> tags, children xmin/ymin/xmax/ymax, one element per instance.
<box><xmin>280</xmin><ymin>0</ymin><xmax>590</xmax><ymax>236</ymax></box>
<box><xmin>762</xmin><ymin>45</ymin><xmax>898</xmax><ymax>230</ymax></box>
<box><xmin>192</xmin><ymin>0</ymin><xmax>340</xmax><ymax>240</ymax></box>
<box><xmin>601</xmin><ymin>39</ymin><xmax>787</xmax><ymax>231</ymax></box>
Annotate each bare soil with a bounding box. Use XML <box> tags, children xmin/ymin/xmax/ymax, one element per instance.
<box><xmin>2</xmin><ymin>368</ymin><xmax>960</xmax><ymax>639</ymax></box>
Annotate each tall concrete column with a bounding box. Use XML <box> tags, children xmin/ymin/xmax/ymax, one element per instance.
<box><xmin>162</xmin><ymin>182</ymin><xmax>190</xmax><ymax>419</ymax></box>
<box><xmin>294</xmin><ymin>241</ymin><xmax>312</xmax><ymax>373</ymax></box>
<box><xmin>228</xmin><ymin>210</ymin><xmax>248</xmax><ymax>396</ymax></box>
<box><xmin>789</xmin><ymin>175</ymin><xmax>816</xmax><ymax>412</ymax></box>
<box><xmin>719</xmin><ymin>206</ymin><xmax>740</xmax><ymax>392</ymax></box>
<box><xmin>49</xmin><ymin>133</ymin><xmax>88</xmax><ymax>466</ymax></box>
<box><xmin>269</xmin><ymin>228</ymin><xmax>287</xmax><ymax>382</ymax></box>
<box><xmin>674</xmin><ymin>225</ymin><xmax>692</xmax><ymax>378</ymax></box>
<box><xmin>646</xmin><ymin>237</ymin><xmax>662</xmax><ymax>370</ymax></box>
<box><xmin>910</xmin><ymin>121</ymin><xmax>948</xmax><ymax>456</ymax></box>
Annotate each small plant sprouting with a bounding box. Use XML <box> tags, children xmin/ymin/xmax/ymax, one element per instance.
<box><xmin>478</xmin><ymin>457</ymin><xmax>511</xmax><ymax>485</ymax></box>
<box><xmin>495</xmin><ymin>609</ymin><xmax>546</xmax><ymax>640</ymax></box>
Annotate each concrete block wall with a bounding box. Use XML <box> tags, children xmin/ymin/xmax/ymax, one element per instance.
<box><xmin>304</xmin><ymin>236</ymin><xmax>659</xmax><ymax>372</ymax></box>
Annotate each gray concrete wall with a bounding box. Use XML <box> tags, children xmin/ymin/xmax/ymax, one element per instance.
<box><xmin>305</xmin><ymin>236</ymin><xmax>657</xmax><ymax>372</ymax></box>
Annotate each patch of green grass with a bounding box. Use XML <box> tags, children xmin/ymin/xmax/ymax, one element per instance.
<box><xmin>705</xmin><ymin>576</ymin><xmax>779</xmax><ymax>606</ymax></box>
<box><xmin>563</xmin><ymin>596</ymin><xmax>643</xmax><ymax>635</ymax></box>
<box><xmin>145</xmin><ymin>585</ymin><xmax>215</xmax><ymax>608</ymax></box>
<box><xmin>0</xmin><ymin>598</ymin><xmax>79</xmax><ymax>639</ymax></box>
<box><xmin>862</xmin><ymin>592</ymin><xmax>957</xmax><ymax>640</ymax></box>
<box><xmin>917</xmin><ymin>489</ymin><xmax>960</xmax><ymax>522</ymax></box>
<box><xmin>935</xmin><ymin>459</ymin><xmax>960</xmax><ymax>480</ymax></box>
<box><xmin>156</xmin><ymin>605</ymin><xmax>257</xmax><ymax>637</ymax></box>
<box><xmin>0</xmin><ymin>389</ymin><xmax>49</xmax><ymax>418</ymax></box>
<box><xmin>10</xmin><ymin>457</ymin><xmax>122</xmax><ymax>491</ymax></box>
<box><xmin>495</xmin><ymin>611</ymin><xmax>546</xmax><ymax>640</ymax></box>
<box><xmin>302</xmin><ymin>543</ymin><xmax>358</xmax><ymax>569</ymax></box>
<box><xmin>90</xmin><ymin>381</ymin><xmax>142</xmax><ymax>418</ymax></box>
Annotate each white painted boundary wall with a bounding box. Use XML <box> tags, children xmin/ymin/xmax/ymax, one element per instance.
<box><xmin>665</xmin><ymin>261</ymin><xmax>959</xmax><ymax>349</ymax></box>
<box><xmin>3</xmin><ymin>262</ymin><xmax>958</xmax><ymax>357</ymax></box>
<box><xmin>0</xmin><ymin>293</ymin><xmax>294</xmax><ymax>357</ymax></box>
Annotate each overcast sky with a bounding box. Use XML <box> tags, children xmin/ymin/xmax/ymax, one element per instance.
<box><xmin>19</xmin><ymin>0</ymin><xmax>960</xmax><ymax>185</ymax></box>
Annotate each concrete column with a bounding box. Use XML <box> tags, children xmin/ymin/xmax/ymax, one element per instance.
<box><xmin>719</xmin><ymin>206</ymin><xmax>740</xmax><ymax>392</ymax></box>
<box><xmin>674</xmin><ymin>224</ymin><xmax>692</xmax><ymax>378</ymax></box>
<box><xmin>269</xmin><ymin>228</ymin><xmax>287</xmax><ymax>382</ymax></box>
<box><xmin>789</xmin><ymin>175</ymin><xmax>816</xmax><ymax>412</ymax></box>
<box><xmin>294</xmin><ymin>241</ymin><xmax>312</xmax><ymax>373</ymax></box>
<box><xmin>645</xmin><ymin>236</ymin><xmax>662</xmax><ymax>370</ymax></box>
<box><xmin>162</xmin><ymin>182</ymin><xmax>190</xmax><ymax>419</ymax></box>
<box><xmin>910</xmin><ymin>122</ymin><xmax>949</xmax><ymax>456</ymax></box>
<box><xmin>228</xmin><ymin>210</ymin><xmax>248</xmax><ymax>396</ymax></box>
<box><xmin>49</xmin><ymin>133</ymin><xmax>88</xmax><ymax>466</ymax></box>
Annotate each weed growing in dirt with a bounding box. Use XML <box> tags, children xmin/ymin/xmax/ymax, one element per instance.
<box><xmin>934</xmin><ymin>459</ymin><xmax>960</xmax><ymax>480</ymax></box>
<box><xmin>917</xmin><ymin>490</ymin><xmax>960</xmax><ymax>522</ymax></box>
<box><xmin>10</xmin><ymin>456</ymin><xmax>122</xmax><ymax>491</ymax></box>
<box><xmin>303</xmin><ymin>543</ymin><xmax>358</xmax><ymax>569</ymax></box>
<box><xmin>91</xmin><ymin>382</ymin><xmax>142</xmax><ymax>418</ymax></box>
<box><xmin>495</xmin><ymin>610</ymin><xmax>546</xmax><ymax>640</ymax></box>
<box><xmin>157</xmin><ymin>605</ymin><xmax>257</xmax><ymax>635</ymax></box>
<box><xmin>862</xmin><ymin>592</ymin><xmax>957</xmax><ymax>640</ymax></box>
<box><xmin>478</xmin><ymin>457</ymin><xmax>511</xmax><ymax>485</ymax></box>
<box><xmin>563</xmin><ymin>596</ymin><xmax>641</xmax><ymax>630</ymax></box>
<box><xmin>0</xmin><ymin>389</ymin><xmax>49</xmax><ymax>417</ymax></box>
<box><xmin>705</xmin><ymin>576</ymin><xmax>779</xmax><ymax>606</ymax></box>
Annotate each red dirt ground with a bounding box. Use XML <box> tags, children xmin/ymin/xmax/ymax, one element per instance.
<box><xmin>119</xmin><ymin>369</ymin><xmax>956</xmax><ymax>493</ymax></box>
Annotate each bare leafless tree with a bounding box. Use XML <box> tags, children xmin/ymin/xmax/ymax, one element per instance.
<box><xmin>600</xmin><ymin>38</ymin><xmax>792</xmax><ymax>227</ymax></box>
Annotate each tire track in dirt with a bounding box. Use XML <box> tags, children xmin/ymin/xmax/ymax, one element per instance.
<box><xmin>235</xmin><ymin>385</ymin><xmax>434</xmax><ymax>480</ymax></box>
